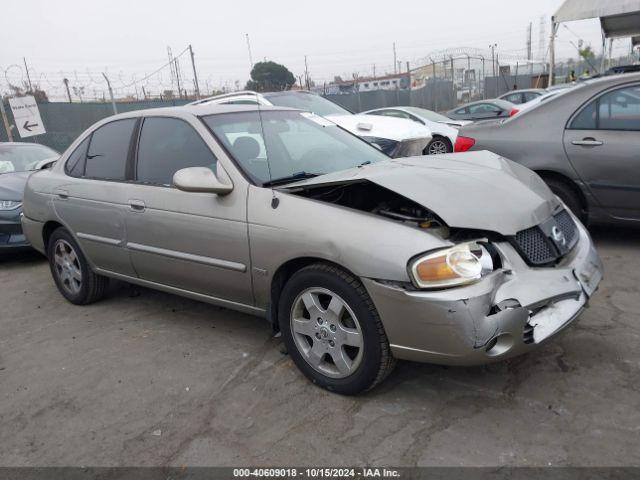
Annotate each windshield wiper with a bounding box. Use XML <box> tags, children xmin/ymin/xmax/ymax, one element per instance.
<box><xmin>262</xmin><ymin>171</ymin><xmax>320</xmax><ymax>187</ymax></box>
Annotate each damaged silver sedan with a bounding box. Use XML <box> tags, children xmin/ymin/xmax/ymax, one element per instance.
<box><xmin>21</xmin><ymin>104</ymin><xmax>603</xmax><ymax>394</ymax></box>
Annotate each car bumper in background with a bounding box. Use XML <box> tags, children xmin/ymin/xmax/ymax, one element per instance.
<box><xmin>0</xmin><ymin>209</ymin><xmax>30</xmax><ymax>250</ymax></box>
<box><xmin>364</xmin><ymin>220</ymin><xmax>603</xmax><ymax>366</ymax></box>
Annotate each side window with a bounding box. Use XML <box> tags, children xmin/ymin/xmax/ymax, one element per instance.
<box><xmin>225</xmin><ymin>99</ymin><xmax>259</xmax><ymax>105</ymax></box>
<box><xmin>504</xmin><ymin>93</ymin><xmax>522</xmax><ymax>104</ymax></box>
<box><xmin>85</xmin><ymin>119</ymin><xmax>137</xmax><ymax>180</ymax></box>
<box><xmin>598</xmin><ymin>85</ymin><xmax>640</xmax><ymax>131</ymax></box>
<box><xmin>570</xmin><ymin>100</ymin><xmax>597</xmax><ymax>129</ymax></box>
<box><xmin>378</xmin><ymin>110</ymin><xmax>410</xmax><ymax>119</ymax></box>
<box><xmin>469</xmin><ymin>103</ymin><xmax>500</xmax><ymax>114</ymax></box>
<box><xmin>65</xmin><ymin>137</ymin><xmax>90</xmax><ymax>177</ymax></box>
<box><xmin>455</xmin><ymin>108</ymin><xmax>467</xmax><ymax>114</ymax></box>
<box><xmin>523</xmin><ymin>92</ymin><xmax>539</xmax><ymax>102</ymax></box>
<box><xmin>136</xmin><ymin>117</ymin><xmax>218</xmax><ymax>186</ymax></box>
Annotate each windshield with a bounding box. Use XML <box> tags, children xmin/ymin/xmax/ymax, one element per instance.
<box><xmin>0</xmin><ymin>144</ymin><xmax>58</xmax><ymax>173</ymax></box>
<box><xmin>263</xmin><ymin>92</ymin><xmax>352</xmax><ymax>116</ymax></box>
<box><xmin>202</xmin><ymin>110</ymin><xmax>388</xmax><ymax>185</ymax></box>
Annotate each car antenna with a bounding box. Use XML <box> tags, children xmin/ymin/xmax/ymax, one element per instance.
<box><xmin>255</xmin><ymin>91</ymin><xmax>279</xmax><ymax>209</ymax></box>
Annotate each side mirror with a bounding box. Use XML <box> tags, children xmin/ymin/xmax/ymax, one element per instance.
<box><xmin>173</xmin><ymin>166</ymin><xmax>233</xmax><ymax>195</ymax></box>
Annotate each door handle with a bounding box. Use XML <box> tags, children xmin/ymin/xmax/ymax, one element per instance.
<box><xmin>572</xmin><ymin>138</ymin><xmax>603</xmax><ymax>146</ymax></box>
<box><xmin>128</xmin><ymin>199</ymin><xmax>146</xmax><ymax>212</ymax></box>
<box><xmin>54</xmin><ymin>188</ymin><xmax>69</xmax><ymax>199</ymax></box>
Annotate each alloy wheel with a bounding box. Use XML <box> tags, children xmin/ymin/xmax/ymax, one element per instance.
<box><xmin>428</xmin><ymin>139</ymin><xmax>449</xmax><ymax>155</ymax></box>
<box><xmin>290</xmin><ymin>287</ymin><xmax>364</xmax><ymax>379</ymax></box>
<box><xmin>53</xmin><ymin>239</ymin><xmax>82</xmax><ymax>295</ymax></box>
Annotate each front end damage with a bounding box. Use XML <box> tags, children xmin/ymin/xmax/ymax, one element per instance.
<box><xmin>363</xmin><ymin>220</ymin><xmax>603</xmax><ymax>365</ymax></box>
<box><xmin>281</xmin><ymin>154</ymin><xmax>603</xmax><ymax>365</ymax></box>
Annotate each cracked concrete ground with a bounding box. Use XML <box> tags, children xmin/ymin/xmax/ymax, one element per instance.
<box><xmin>1</xmin><ymin>227</ymin><xmax>639</xmax><ymax>467</ymax></box>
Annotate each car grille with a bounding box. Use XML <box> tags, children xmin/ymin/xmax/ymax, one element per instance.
<box><xmin>0</xmin><ymin>223</ymin><xmax>22</xmax><ymax>235</ymax></box>
<box><xmin>512</xmin><ymin>210</ymin><xmax>579</xmax><ymax>266</ymax></box>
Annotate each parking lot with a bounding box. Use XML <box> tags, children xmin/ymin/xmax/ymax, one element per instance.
<box><xmin>0</xmin><ymin>226</ymin><xmax>638</xmax><ymax>466</ymax></box>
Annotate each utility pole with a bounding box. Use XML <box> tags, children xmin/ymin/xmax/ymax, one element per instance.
<box><xmin>189</xmin><ymin>44</ymin><xmax>201</xmax><ymax>99</ymax></box>
<box><xmin>0</xmin><ymin>99</ymin><xmax>14</xmax><ymax>142</ymax></box>
<box><xmin>406</xmin><ymin>61</ymin><xmax>411</xmax><ymax>91</ymax></box>
<box><xmin>142</xmin><ymin>86</ymin><xmax>147</xmax><ymax>100</ymax></box>
<box><xmin>527</xmin><ymin>22</ymin><xmax>532</xmax><ymax>63</ymax></box>
<box><xmin>245</xmin><ymin>34</ymin><xmax>254</xmax><ymax>70</ymax></box>
<box><xmin>175</xmin><ymin>59</ymin><xmax>182</xmax><ymax>98</ymax></box>
<box><xmin>102</xmin><ymin>72</ymin><xmax>117</xmax><ymax>114</ymax></box>
<box><xmin>23</xmin><ymin>57</ymin><xmax>33</xmax><ymax>92</ymax></box>
<box><xmin>167</xmin><ymin>46</ymin><xmax>176</xmax><ymax>90</ymax></box>
<box><xmin>372</xmin><ymin>64</ymin><xmax>376</xmax><ymax>78</ymax></box>
<box><xmin>489</xmin><ymin>44</ymin><xmax>497</xmax><ymax>77</ymax></box>
<box><xmin>548</xmin><ymin>19</ymin><xmax>557</xmax><ymax>86</ymax></box>
<box><xmin>393</xmin><ymin>42</ymin><xmax>397</xmax><ymax>74</ymax></box>
<box><xmin>63</xmin><ymin>78</ymin><xmax>72</xmax><ymax>103</ymax></box>
<box><xmin>304</xmin><ymin>55</ymin><xmax>309</xmax><ymax>90</ymax></box>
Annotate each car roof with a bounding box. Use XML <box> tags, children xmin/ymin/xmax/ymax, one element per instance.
<box><xmin>99</xmin><ymin>103</ymin><xmax>297</xmax><ymax>122</ymax></box>
<box><xmin>499</xmin><ymin>88</ymin><xmax>546</xmax><ymax>96</ymax></box>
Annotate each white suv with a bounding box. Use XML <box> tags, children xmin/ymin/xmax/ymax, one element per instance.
<box><xmin>189</xmin><ymin>91</ymin><xmax>432</xmax><ymax>158</ymax></box>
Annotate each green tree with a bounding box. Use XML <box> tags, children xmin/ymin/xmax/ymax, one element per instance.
<box><xmin>245</xmin><ymin>61</ymin><xmax>295</xmax><ymax>92</ymax></box>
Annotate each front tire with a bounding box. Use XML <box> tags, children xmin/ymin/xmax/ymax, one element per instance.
<box><xmin>278</xmin><ymin>263</ymin><xmax>395</xmax><ymax>395</ymax></box>
<box><xmin>47</xmin><ymin>228</ymin><xmax>108</xmax><ymax>305</ymax></box>
<box><xmin>543</xmin><ymin>177</ymin><xmax>586</xmax><ymax>223</ymax></box>
<box><xmin>425</xmin><ymin>136</ymin><xmax>452</xmax><ymax>155</ymax></box>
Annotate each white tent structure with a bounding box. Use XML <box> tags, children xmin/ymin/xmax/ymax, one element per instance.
<box><xmin>549</xmin><ymin>0</ymin><xmax>640</xmax><ymax>84</ymax></box>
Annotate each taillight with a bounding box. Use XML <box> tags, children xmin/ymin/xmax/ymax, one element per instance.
<box><xmin>509</xmin><ymin>108</ymin><xmax>520</xmax><ymax>117</ymax></box>
<box><xmin>454</xmin><ymin>136</ymin><xmax>475</xmax><ymax>152</ymax></box>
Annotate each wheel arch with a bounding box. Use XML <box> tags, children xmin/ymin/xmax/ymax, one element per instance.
<box><xmin>535</xmin><ymin>170</ymin><xmax>587</xmax><ymax>211</ymax></box>
<box><xmin>268</xmin><ymin>256</ymin><xmax>360</xmax><ymax>332</ymax></box>
<box><xmin>42</xmin><ymin>220</ymin><xmax>65</xmax><ymax>254</ymax></box>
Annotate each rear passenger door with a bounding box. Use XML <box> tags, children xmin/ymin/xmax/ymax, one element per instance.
<box><xmin>56</xmin><ymin>118</ymin><xmax>138</xmax><ymax>276</ymax></box>
<box><xmin>563</xmin><ymin>83</ymin><xmax>640</xmax><ymax>220</ymax></box>
<box><xmin>124</xmin><ymin>115</ymin><xmax>253</xmax><ymax>305</ymax></box>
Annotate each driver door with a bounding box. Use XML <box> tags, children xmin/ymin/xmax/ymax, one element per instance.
<box><xmin>124</xmin><ymin>115</ymin><xmax>253</xmax><ymax>305</ymax></box>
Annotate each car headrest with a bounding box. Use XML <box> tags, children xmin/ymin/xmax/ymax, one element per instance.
<box><xmin>232</xmin><ymin>136</ymin><xmax>260</xmax><ymax>162</ymax></box>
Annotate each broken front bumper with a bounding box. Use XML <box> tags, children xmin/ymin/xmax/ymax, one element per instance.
<box><xmin>363</xmin><ymin>221</ymin><xmax>603</xmax><ymax>366</ymax></box>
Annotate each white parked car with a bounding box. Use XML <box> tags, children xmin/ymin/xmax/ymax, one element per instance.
<box><xmin>363</xmin><ymin>106</ymin><xmax>462</xmax><ymax>154</ymax></box>
<box><xmin>189</xmin><ymin>91</ymin><xmax>432</xmax><ymax>158</ymax></box>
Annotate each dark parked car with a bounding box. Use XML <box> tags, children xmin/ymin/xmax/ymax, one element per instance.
<box><xmin>0</xmin><ymin>142</ymin><xmax>59</xmax><ymax>251</ymax></box>
<box><xmin>455</xmin><ymin>73</ymin><xmax>640</xmax><ymax>226</ymax></box>
<box><xmin>446</xmin><ymin>99</ymin><xmax>519</xmax><ymax>121</ymax></box>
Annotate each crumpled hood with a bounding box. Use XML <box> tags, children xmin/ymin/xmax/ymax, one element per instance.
<box><xmin>326</xmin><ymin>113</ymin><xmax>432</xmax><ymax>143</ymax></box>
<box><xmin>285</xmin><ymin>151</ymin><xmax>561</xmax><ymax>236</ymax></box>
<box><xmin>0</xmin><ymin>171</ymin><xmax>30</xmax><ymax>202</ymax></box>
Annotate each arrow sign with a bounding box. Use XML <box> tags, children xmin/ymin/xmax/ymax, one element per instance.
<box><xmin>23</xmin><ymin>120</ymin><xmax>39</xmax><ymax>132</ymax></box>
<box><xmin>8</xmin><ymin>96</ymin><xmax>46</xmax><ymax>138</ymax></box>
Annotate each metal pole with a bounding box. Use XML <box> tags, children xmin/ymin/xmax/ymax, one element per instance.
<box><xmin>102</xmin><ymin>72</ymin><xmax>118</xmax><ymax>114</ymax></box>
<box><xmin>549</xmin><ymin>18</ymin><xmax>557</xmax><ymax>86</ymax></box>
<box><xmin>393</xmin><ymin>42</ymin><xmax>397</xmax><ymax>74</ymax></box>
<box><xmin>189</xmin><ymin>44</ymin><xmax>201</xmax><ymax>99</ymax></box>
<box><xmin>0</xmin><ymin>99</ymin><xmax>14</xmax><ymax>142</ymax></box>
<box><xmin>304</xmin><ymin>55</ymin><xmax>309</xmax><ymax>90</ymax></box>
<box><xmin>63</xmin><ymin>78</ymin><xmax>72</xmax><ymax>103</ymax></box>
<box><xmin>175</xmin><ymin>59</ymin><xmax>182</xmax><ymax>98</ymax></box>
<box><xmin>23</xmin><ymin>57</ymin><xmax>33</xmax><ymax>92</ymax></box>
<box><xmin>245</xmin><ymin>34</ymin><xmax>254</xmax><ymax>69</ymax></box>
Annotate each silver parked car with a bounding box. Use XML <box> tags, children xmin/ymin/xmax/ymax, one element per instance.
<box><xmin>456</xmin><ymin>73</ymin><xmax>640</xmax><ymax>225</ymax></box>
<box><xmin>22</xmin><ymin>104</ymin><xmax>603</xmax><ymax>394</ymax></box>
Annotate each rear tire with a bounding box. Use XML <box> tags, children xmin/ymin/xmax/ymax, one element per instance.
<box><xmin>425</xmin><ymin>136</ymin><xmax>453</xmax><ymax>155</ymax></box>
<box><xmin>543</xmin><ymin>177</ymin><xmax>586</xmax><ymax>222</ymax></box>
<box><xmin>47</xmin><ymin>228</ymin><xmax>108</xmax><ymax>305</ymax></box>
<box><xmin>278</xmin><ymin>263</ymin><xmax>395</xmax><ymax>395</ymax></box>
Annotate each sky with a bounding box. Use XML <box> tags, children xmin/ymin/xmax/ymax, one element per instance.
<box><xmin>0</xmin><ymin>0</ymin><xmax>633</xmax><ymax>100</ymax></box>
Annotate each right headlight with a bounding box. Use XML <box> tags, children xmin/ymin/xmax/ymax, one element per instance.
<box><xmin>408</xmin><ymin>241</ymin><xmax>495</xmax><ymax>289</ymax></box>
<box><xmin>0</xmin><ymin>200</ymin><xmax>22</xmax><ymax>210</ymax></box>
